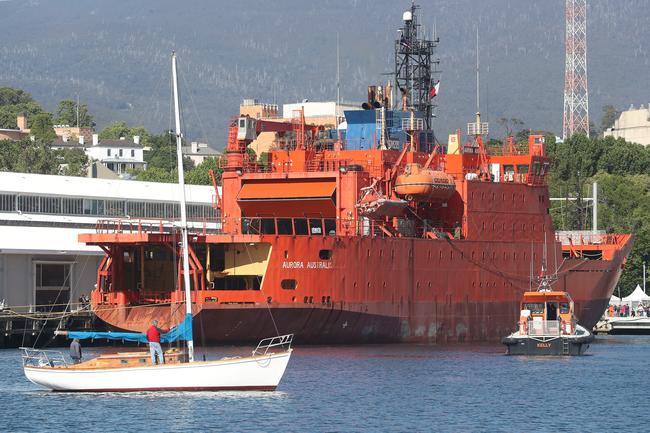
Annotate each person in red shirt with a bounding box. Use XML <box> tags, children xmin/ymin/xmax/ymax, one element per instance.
<box><xmin>147</xmin><ymin>320</ymin><xmax>164</xmax><ymax>365</ymax></box>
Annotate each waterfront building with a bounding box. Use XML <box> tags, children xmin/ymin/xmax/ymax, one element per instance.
<box><xmin>0</xmin><ymin>171</ymin><xmax>218</xmax><ymax>312</ymax></box>
<box><xmin>603</xmin><ymin>104</ymin><xmax>650</xmax><ymax>146</ymax></box>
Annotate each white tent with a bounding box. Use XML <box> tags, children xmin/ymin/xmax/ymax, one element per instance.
<box><xmin>609</xmin><ymin>294</ymin><xmax>621</xmax><ymax>305</ymax></box>
<box><xmin>622</xmin><ymin>285</ymin><xmax>650</xmax><ymax>305</ymax></box>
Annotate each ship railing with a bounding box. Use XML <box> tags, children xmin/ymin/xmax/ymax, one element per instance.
<box><xmin>95</xmin><ymin>218</ymin><xmax>221</xmax><ymax>236</ymax></box>
<box><xmin>555</xmin><ymin>231</ymin><xmax>628</xmax><ymax>246</ymax></box>
<box><xmin>527</xmin><ymin>320</ymin><xmax>561</xmax><ymax>337</ymax></box>
<box><xmin>355</xmin><ymin>218</ymin><xmax>457</xmax><ymax>240</ymax></box>
<box><xmin>252</xmin><ymin>334</ymin><xmax>294</xmax><ymax>357</ymax></box>
<box><xmin>20</xmin><ymin>347</ymin><xmax>69</xmax><ymax>368</ymax></box>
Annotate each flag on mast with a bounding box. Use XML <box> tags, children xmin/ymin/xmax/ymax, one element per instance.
<box><xmin>429</xmin><ymin>81</ymin><xmax>440</xmax><ymax>99</ymax></box>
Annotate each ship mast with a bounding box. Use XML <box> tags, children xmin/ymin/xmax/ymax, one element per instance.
<box><xmin>171</xmin><ymin>52</ymin><xmax>194</xmax><ymax>363</ymax></box>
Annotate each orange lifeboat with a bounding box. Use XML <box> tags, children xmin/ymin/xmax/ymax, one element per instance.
<box><xmin>394</xmin><ymin>163</ymin><xmax>456</xmax><ymax>202</ymax></box>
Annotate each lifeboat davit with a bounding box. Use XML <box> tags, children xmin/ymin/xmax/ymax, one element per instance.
<box><xmin>395</xmin><ymin>163</ymin><xmax>456</xmax><ymax>202</ymax></box>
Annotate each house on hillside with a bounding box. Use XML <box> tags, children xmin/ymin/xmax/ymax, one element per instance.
<box><xmin>85</xmin><ymin>135</ymin><xmax>146</xmax><ymax>175</ymax></box>
<box><xmin>51</xmin><ymin>134</ymin><xmax>147</xmax><ymax>177</ymax></box>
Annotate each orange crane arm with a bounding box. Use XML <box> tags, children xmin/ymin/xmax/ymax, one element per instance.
<box><xmin>208</xmin><ymin>169</ymin><xmax>221</xmax><ymax>210</ymax></box>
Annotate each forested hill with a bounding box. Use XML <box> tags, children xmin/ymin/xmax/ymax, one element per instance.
<box><xmin>0</xmin><ymin>0</ymin><xmax>648</xmax><ymax>147</ymax></box>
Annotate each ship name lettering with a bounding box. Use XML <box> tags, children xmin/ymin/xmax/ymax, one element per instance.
<box><xmin>536</xmin><ymin>343</ymin><xmax>552</xmax><ymax>348</ymax></box>
<box><xmin>281</xmin><ymin>261</ymin><xmax>332</xmax><ymax>269</ymax></box>
<box><xmin>282</xmin><ymin>261</ymin><xmax>304</xmax><ymax>269</ymax></box>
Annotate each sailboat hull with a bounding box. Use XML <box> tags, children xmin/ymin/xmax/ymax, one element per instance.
<box><xmin>24</xmin><ymin>350</ymin><xmax>292</xmax><ymax>392</ymax></box>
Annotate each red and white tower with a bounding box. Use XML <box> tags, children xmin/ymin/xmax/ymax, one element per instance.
<box><xmin>562</xmin><ymin>0</ymin><xmax>589</xmax><ymax>139</ymax></box>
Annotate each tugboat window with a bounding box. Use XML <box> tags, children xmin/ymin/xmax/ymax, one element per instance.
<box><xmin>524</xmin><ymin>303</ymin><xmax>544</xmax><ymax>314</ymax></box>
<box><xmin>546</xmin><ymin>302</ymin><xmax>558</xmax><ymax>320</ymax></box>
<box><xmin>560</xmin><ymin>302</ymin><xmax>570</xmax><ymax>314</ymax></box>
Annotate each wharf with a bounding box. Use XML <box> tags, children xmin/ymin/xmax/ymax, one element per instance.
<box><xmin>594</xmin><ymin>317</ymin><xmax>650</xmax><ymax>335</ymax></box>
<box><xmin>0</xmin><ymin>305</ymin><xmax>99</xmax><ymax>348</ymax></box>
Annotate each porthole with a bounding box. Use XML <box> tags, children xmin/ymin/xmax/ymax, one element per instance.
<box><xmin>281</xmin><ymin>279</ymin><xmax>297</xmax><ymax>290</ymax></box>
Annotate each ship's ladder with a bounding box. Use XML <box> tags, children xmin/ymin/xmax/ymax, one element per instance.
<box><xmin>307</xmin><ymin>152</ymin><xmax>324</xmax><ymax>171</ymax></box>
<box><xmin>562</xmin><ymin>339</ymin><xmax>569</xmax><ymax>355</ymax></box>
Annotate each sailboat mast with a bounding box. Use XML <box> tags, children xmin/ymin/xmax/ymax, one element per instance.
<box><xmin>171</xmin><ymin>52</ymin><xmax>194</xmax><ymax>363</ymax></box>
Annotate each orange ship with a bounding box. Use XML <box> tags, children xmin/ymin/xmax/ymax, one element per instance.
<box><xmin>79</xmin><ymin>5</ymin><xmax>632</xmax><ymax>343</ymax></box>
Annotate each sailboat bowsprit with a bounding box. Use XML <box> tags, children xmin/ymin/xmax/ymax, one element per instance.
<box><xmin>20</xmin><ymin>52</ymin><xmax>293</xmax><ymax>392</ymax></box>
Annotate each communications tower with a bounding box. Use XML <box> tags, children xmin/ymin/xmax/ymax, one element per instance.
<box><xmin>394</xmin><ymin>2</ymin><xmax>439</xmax><ymax>130</ymax></box>
<box><xmin>562</xmin><ymin>0</ymin><xmax>589</xmax><ymax>139</ymax></box>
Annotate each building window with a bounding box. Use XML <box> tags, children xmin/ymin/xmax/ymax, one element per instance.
<box><xmin>131</xmin><ymin>149</ymin><xmax>135</xmax><ymax>157</ymax></box>
<box><xmin>107</xmin><ymin>149</ymin><xmax>111</xmax><ymax>156</ymax></box>
<box><xmin>119</xmin><ymin>149</ymin><xmax>123</xmax><ymax>157</ymax></box>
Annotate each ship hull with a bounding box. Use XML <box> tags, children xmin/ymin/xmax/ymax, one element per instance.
<box><xmin>92</xmin><ymin>257</ymin><xmax>629</xmax><ymax>344</ymax></box>
<box><xmin>88</xmin><ymin>232</ymin><xmax>633</xmax><ymax>344</ymax></box>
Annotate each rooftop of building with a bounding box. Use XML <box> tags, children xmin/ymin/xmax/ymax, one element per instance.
<box><xmin>0</xmin><ymin>171</ymin><xmax>216</xmax><ymax>203</ymax></box>
<box><xmin>93</xmin><ymin>139</ymin><xmax>142</xmax><ymax>148</ymax></box>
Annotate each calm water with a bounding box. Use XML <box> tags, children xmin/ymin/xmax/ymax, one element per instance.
<box><xmin>1</xmin><ymin>336</ymin><xmax>648</xmax><ymax>433</ymax></box>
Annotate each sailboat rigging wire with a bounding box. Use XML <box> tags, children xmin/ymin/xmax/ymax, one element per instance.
<box><xmin>180</xmin><ymin>65</ymin><xmax>209</xmax><ymax>145</ymax></box>
<box><xmin>241</xmin><ymin>242</ymin><xmax>281</xmax><ymax>337</ymax></box>
<box><xmin>33</xmin><ymin>255</ymin><xmax>90</xmax><ymax>348</ymax></box>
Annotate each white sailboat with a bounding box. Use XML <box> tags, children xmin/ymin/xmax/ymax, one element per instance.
<box><xmin>21</xmin><ymin>52</ymin><xmax>293</xmax><ymax>392</ymax></box>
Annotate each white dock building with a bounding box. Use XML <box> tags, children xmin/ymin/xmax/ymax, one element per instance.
<box><xmin>0</xmin><ymin>172</ymin><xmax>217</xmax><ymax>312</ymax></box>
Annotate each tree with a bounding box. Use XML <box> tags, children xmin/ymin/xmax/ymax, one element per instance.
<box><xmin>55</xmin><ymin>148</ymin><xmax>89</xmax><ymax>176</ymax></box>
<box><xmin>186</xmin><ymin>156</ymin><xmax>224</xmax><ymax>185</ymax></box>
<box><xmin>54</xmin><ymin>99</ymin><xmax>95</xmax><ymax>128</ymax></box>
<box><xmin>0</xmin><ymin>87</ymin><xmax>34</xmax><ymax>106</ymax></box>
<box><xmin>29</xmin><ymin>113</ymin><xmax>56</xmax><ymax>143</ymax></box>
<box><xmin>131</xmin><ymin>167</ymin><xmax>177</xmax><ymax>183</ymax></box>
<box><xmin>99</xmin><ymin>121</ymin><xmax>149</xmax><ymax>144</ymax></box>
<box><xmin>144</xmin><ymin>132</ymin><xmax>193</xmax><ymax>172</ymax></box>
<box><xmin>600</xmin><ymin>105</ymin><xmax>620</xmax><ymax>133</ymax></box>
<box><xmin>13</xmin><ymin>141</ymin><xmax>58</xmax><ymax>174</ymax></box>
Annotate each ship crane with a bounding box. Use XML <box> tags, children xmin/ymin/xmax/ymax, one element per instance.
<box><xmin>225</xmin><ymin>112</ymin><xmax>322</xmax><ymax>172</ymax></box>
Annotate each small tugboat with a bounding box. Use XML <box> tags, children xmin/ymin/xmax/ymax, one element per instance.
<box><xmin>502</xmin><ymin>277</ymin><xmax>594</xmax><ymax>356</ymax></box>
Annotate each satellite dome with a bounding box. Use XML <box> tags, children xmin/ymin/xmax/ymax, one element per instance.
<box><xmin>403</xmin><ymin>11</ymin><xmax>412</xmax><ymax>21</ymax></box>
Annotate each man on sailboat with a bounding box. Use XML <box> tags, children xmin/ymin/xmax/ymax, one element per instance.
<box><xmin>147</xmin><ymin>320</ymin><xmax>164</xmax><ymax>365</ymax></box>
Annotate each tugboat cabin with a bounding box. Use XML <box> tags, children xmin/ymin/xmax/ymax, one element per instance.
<box><xmin>519</xmin><ymin>291</ymin><xmax>575</xmax><ymax>336</ymax></box>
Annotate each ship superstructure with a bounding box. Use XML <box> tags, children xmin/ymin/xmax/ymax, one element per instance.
<box><xmin>79</xmin><ymin>5</ymin><xmax>632</xmax><ymax>343</ymax></box>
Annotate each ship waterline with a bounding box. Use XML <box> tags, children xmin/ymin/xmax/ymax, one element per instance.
<box><xmin>85</xmin><ymin>230</ymin><xmax>632</xmax><ymax>344</ymax></box>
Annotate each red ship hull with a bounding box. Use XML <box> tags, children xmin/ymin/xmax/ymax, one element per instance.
<box><xmin>88</xmin><ymin>232</ymin><xmax>632</xmax><ymax>344</ymax></box>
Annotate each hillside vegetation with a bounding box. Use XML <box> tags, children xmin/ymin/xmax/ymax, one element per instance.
<box><xmin>0</xmin><ymin>0</ymin><xmax>648</xmax><ymax>146</ymax></box>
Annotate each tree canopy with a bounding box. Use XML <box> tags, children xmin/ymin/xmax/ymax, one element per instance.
<box><xmin>54</xmin><ymin>99</ymin><xmax>95</xmax><ymax>128</ymax></box>
<box><xmin>99</xmin><ymin>121</ymin><xmax>149</xmax><ymax>144</ymax></box>
<box><xmin>547</xmin><ymin>134</ymin><xmax>650</xmax><ymax>294</ymax></box>
<box><xmin>0</xmin><ymin>86</ymin><xmax>44</xmax><ymax>129</ymax></box>
<box><xmin>29</xmin><ymin>113</ymin><xmax>56</xmax><ymax>143</ymax></box>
